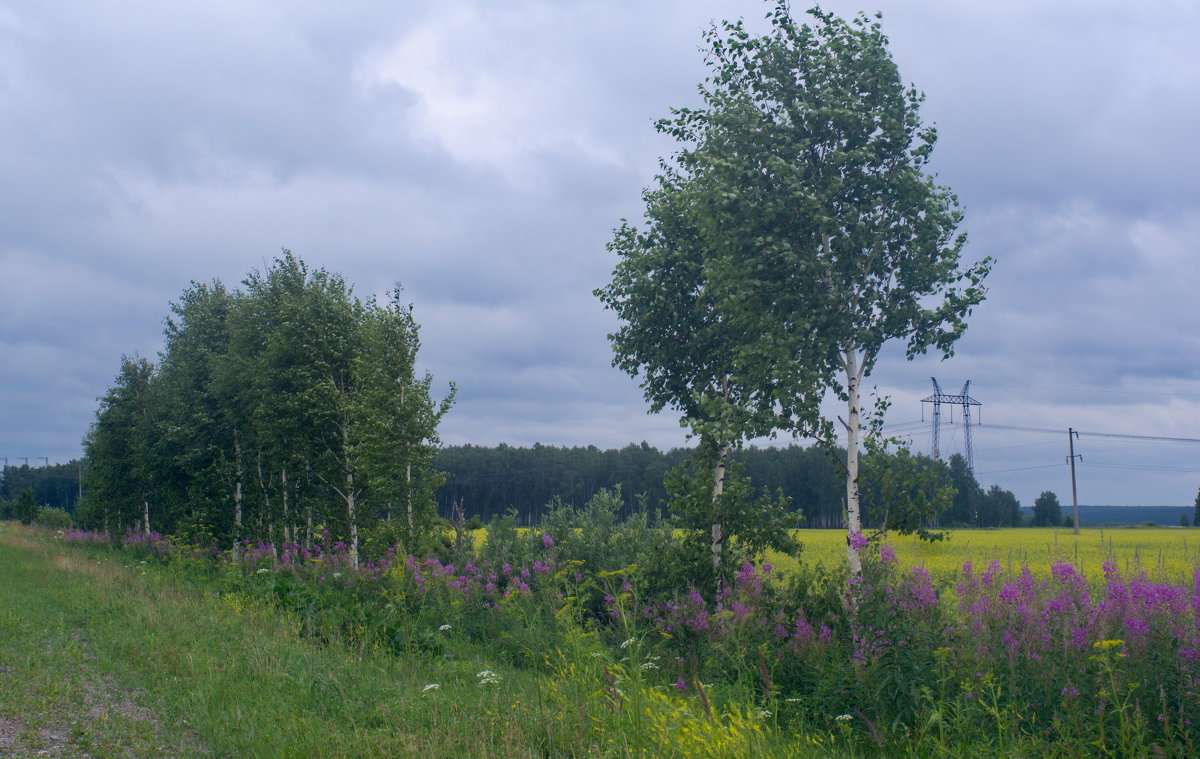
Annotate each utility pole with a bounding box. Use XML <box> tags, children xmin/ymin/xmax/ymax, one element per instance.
<box><xmin>1068</xmin><ymin>428</ymin><xmax>1082</xmax><ymax>535</ymax></box>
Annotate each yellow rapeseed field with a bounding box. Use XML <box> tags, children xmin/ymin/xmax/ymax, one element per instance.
<box><xmin>768</xmin><ymin>527</ymin><xmax>1200</xmax><ymax>585</ymax></box>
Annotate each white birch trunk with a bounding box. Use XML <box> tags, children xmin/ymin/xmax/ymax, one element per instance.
<box><xmin>281</xmin><ymin>469</ymin><xmax>290</xmax><ymax>546</ymax></box>
<box><xmin>347</xmin><ymin>471</ymin><xmax>359</xmax><ymax>570</ymax></box>
<box><xmin>406</xmin><ymin>461</ymin><xmax>413</xmax><ymax>532</ymax></box>
<box><xmin>710</xmin><ymin>442</ymin><xmax>728</xmax><ymax>570</ymax></box>
<box><xmin>233</xmin><ymin>435</ymin><xmax>243</xmax><ymax>560</ymax></box>
<box><xmin>142</xmin><ymin>499</ymin><xmax>150</xmax><ymax>534</ymax></box>
<box><xmin>844</xmin><ymin>350</ymin><xmax>864</xmax><ymax>576</ymax></box>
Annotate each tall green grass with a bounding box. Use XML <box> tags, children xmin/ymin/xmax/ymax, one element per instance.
<box><xmin>1</xmin><ymin>524</ymin><xmax>825</xmax><ymax>757</ymax></box>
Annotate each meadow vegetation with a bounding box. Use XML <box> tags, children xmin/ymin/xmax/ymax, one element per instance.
<box><xmin>8</xmin><ymin>493</ymin><xmax>1199</xmax><ymax>757</ymax></box>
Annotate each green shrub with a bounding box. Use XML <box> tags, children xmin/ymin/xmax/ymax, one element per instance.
<box><xmin>13</xmin><ymin>488</ymin><xmax>37</xmax><ymax>525</ymax></box>
<box><xmin>35</xmin><ymin>507</ymin><xmax>74</xmax><ymax>529</ymax></box>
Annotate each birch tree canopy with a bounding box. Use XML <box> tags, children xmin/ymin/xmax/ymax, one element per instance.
<box><xmin>601</xmin><ymin>2</ymin><xmax>991</xmax><ymax>573</ymax></box>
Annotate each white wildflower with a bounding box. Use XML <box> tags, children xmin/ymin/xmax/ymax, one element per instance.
<box><xmin>255</xmin><ymin>568</ymin><xmax>270</xmax><ymax>574</ymax></box>
<box><xmin>639</xmin><ymin>661</ymin><xmax>659</xmax><ymax>671</ymax></box>
<box><xmin>836</xmin><ymin>714</ymin><xmax>853</xmax><ymax>722</ymax></box>
<box><xmin>476</xmin><ymin>669</ymin><xmax>501</xmax><ymax>686</ymax></box>
<box><xmin>438</xmin><ymin>624</ymin><xmax>452</xmax><ymax>632</ymax></box>
<box><xmin>619</xmin><ymin>638</ymin><xmax>635</xmax><ymax>649</ymax></box>
<box><xmin>421</xmin><ymin>683</ymin><xmax>440</xmax><ymax>693</ymax></box>
<box><xmin>758</xmin><ymin>709</ymin><xmax>772</xmax><ymax>719</ymax></box>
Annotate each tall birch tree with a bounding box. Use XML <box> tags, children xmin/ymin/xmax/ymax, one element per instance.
<box><xmin>599</xmin><ymin>165</ymin><xmax>826</xmax><ymax>569</ymax></box>
<box><xmin>609</xmin><ymin>2</ymin><xmax>990</xmax><ymax>574</ymax></box>
<box><xmin>351</xmin><ymin>289</ymin><xmax>455</xmax><ymax>551</ymax></box>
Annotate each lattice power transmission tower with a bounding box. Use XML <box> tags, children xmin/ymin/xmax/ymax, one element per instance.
<box><xmin>922</xmin><ymin>378</ymin><xmax>983</xmax><ymax>473</ymax></box>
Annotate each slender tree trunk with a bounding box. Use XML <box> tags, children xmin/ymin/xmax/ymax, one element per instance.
<box><xmin>844</xmin><ymin>350</ymin><xmax>865</xmax><ymax>576</ymax></box>
<box><xmin>709</xmin><ymin>375</ymin><xmax>731</xmax><ymax>571</ymax></box>
<box><xmin>347</xmin><ymin>469</ymin><xmax>359</xmax><ymax>570</ymax></box>
<box><xmin>711</xmin><ymin>441</ymin><xmax>728</xmax><ymax>570</ymax></box>
<box><xmin>405</xmin><ymin>461</ymin><xmax>413</xmax><ymax>532</ymax></box>
<box><xmin>233</xmin><ymin>434</ymin><xmax>243</xmax><ymax>560</ymax></box>
<box><xmin>256</xmin><ymin>450</ymin><xmax>268</xmax><ymax>535</ymax></box>
<box><xmin>304</xmin><ymin>460</ymin><xmax>313</xmax><ymax>549</ymax></box>
<box><xmin>281</xmin><ymin>469</ymin><xmax>290</xmax><ymax>546</ymax></box>
<box><xmin>342</xmin><ymin>425</ymin><xmax>359</xmax><ymax>569</ymax></box>
<box><xmin>142</xmin><ymin>499</ymin><xmax>151</xmax><ymax>535</ymax></box>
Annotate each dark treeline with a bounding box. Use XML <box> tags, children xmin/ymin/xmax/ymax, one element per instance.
<box><xmin>0</xmin><ymin>462</ymin><xmax>82</xmax><ymax>512</ymax></box>
<box><xmin>434</xmin><ymin>443</ymin><xmax>845</xmax><ymax>527</ymax></box>
<box><xmin>434</xmin><ymin>443</ymin><xmax>1020</xmax><ymax>529</ymax></box>
<box><xmin>76</xmin><ymin>254</ymin><xmax>454</xmax><ymax>565</ymax></box>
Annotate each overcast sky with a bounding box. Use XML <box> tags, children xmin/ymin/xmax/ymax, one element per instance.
<box><xmin>2</xmin><ymin>0</ymin><xmax>1198</xmax><ymax>507</ymax></box>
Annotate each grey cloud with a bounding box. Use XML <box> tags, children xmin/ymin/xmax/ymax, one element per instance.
<box><xmin>1</xmin><ymin>0</ymin><xmax>1197</xmax><ymax>507</ymax></box>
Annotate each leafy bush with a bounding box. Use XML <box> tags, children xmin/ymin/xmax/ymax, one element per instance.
<box><xmin>34</xmin><ymin>506</ymin><xmax>74</xmax><ymax>529</ymax></box>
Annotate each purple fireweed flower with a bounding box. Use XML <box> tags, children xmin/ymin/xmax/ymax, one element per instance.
<box><xmin>980</xmin><ymin>561</ymin><xmax>1003</xmax><ymax>587</ymax></box>
<box><xmin>674</xmin><ymin>679</ymin><xmax>688</xmax><ymax>693</ymax></box>
<box><xmin>541</xmin><ymin>533</ymin><xmax>555</xmax><ymax>548</ymax></box>
<box><xmin>880</xmin><ymin>544</ymin><xmax>898</xmax><ymax>565</ymax></box>
<box><xmin>848</xmin><ymin>531</ymin><xmax>869</xmax><ymax>551</ymax></box>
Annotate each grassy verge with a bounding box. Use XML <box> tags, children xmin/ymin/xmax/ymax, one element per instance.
<box><xmin>0</xmin><ymin>523</ymin><xmax>554</xmax><ymax>758</ymax></box>
<box><xmin>0</xmin><ymin>525</ymin><xmax>206</xmax><ymax>758</ymax></box>
<box><xmin>0</xmin><ymin>524</ymin><xmax>829</xmax><ymax>758</ymax></box>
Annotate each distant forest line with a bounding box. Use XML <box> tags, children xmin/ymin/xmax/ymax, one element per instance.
<box><xmin>2</xmin><ymin>451</ymin><xmax>1192</xmax><ymax>529</ymax></box>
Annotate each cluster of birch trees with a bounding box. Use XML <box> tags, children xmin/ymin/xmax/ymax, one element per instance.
<box><xmin>80</xmin><ymin>253</ymin><xmax>453</xmax><ymax>566</ymax></box>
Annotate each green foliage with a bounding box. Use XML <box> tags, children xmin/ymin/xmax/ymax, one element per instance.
<box><xmin>599</xmin><ymin>2</ymin><xmax>990</xmax><ymax>573</ymax></box>
<box><xmin>34</xmin><ymin>506</ymin><xmax>74</xmax><ymax>529</ymax></box>
<box><xmin>478</xmin><ymin>509</ymin><xmax>533</xmax><ymax>570</ymax></box>
<box><xmin>661</xmin><ymin>2</ymin><xmax>991</xmax><ymax>378</ymax></box>
<box><xmin>977</xmin><ymin>484</ymin><xmax>1022</xmax><ymax>528</ymax></box>
<box><xmin>435</xmin><ymin>441</ymin><xmax>848</xmax><ymax>528</ymax></box>
<box><xmin>657</xmin><ymin>451</ymin><xmax>800</xmax><ymax>593</ymax></box>
<box><xmin>943</xmin><ymin>453</ymin><xmax>983</xmax><ymax>527</ymax></box>
<box><xmin>858</xmin><ymin>396</ymin><xmax>951</xmax><ymax>540</ymax></box>
<box><xmin>350</xmin><ymin>288</ymin><xmax>455</xmax><ymax>551</ymax></box>
<box><xmin>13</xmin><ymin>488</ymin><xmax>38</xmax><ymax>525</ymax></box>
<box><xmin>0</xmin><ymin>461</ymin><xmax>82</xmax><ymax>513</ymax></box>
<box><xmin>81</xmin><ymin>357</ymin><xmax>156</xmax><ymax>532</ymax></box>
<box><xmin>80</xmin><ymin>254</ymin><xmax>453</xmax><ymax>558</ymax></box>
<box><xmin>1032</xmin><ymin>491</ymin><xmax>1064</xmax><ymax>527</ymax></box>
<box><xmin>540</xmin><ymin>487</ymin><xmax>663</xmax><ymax>577</ymax></box>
